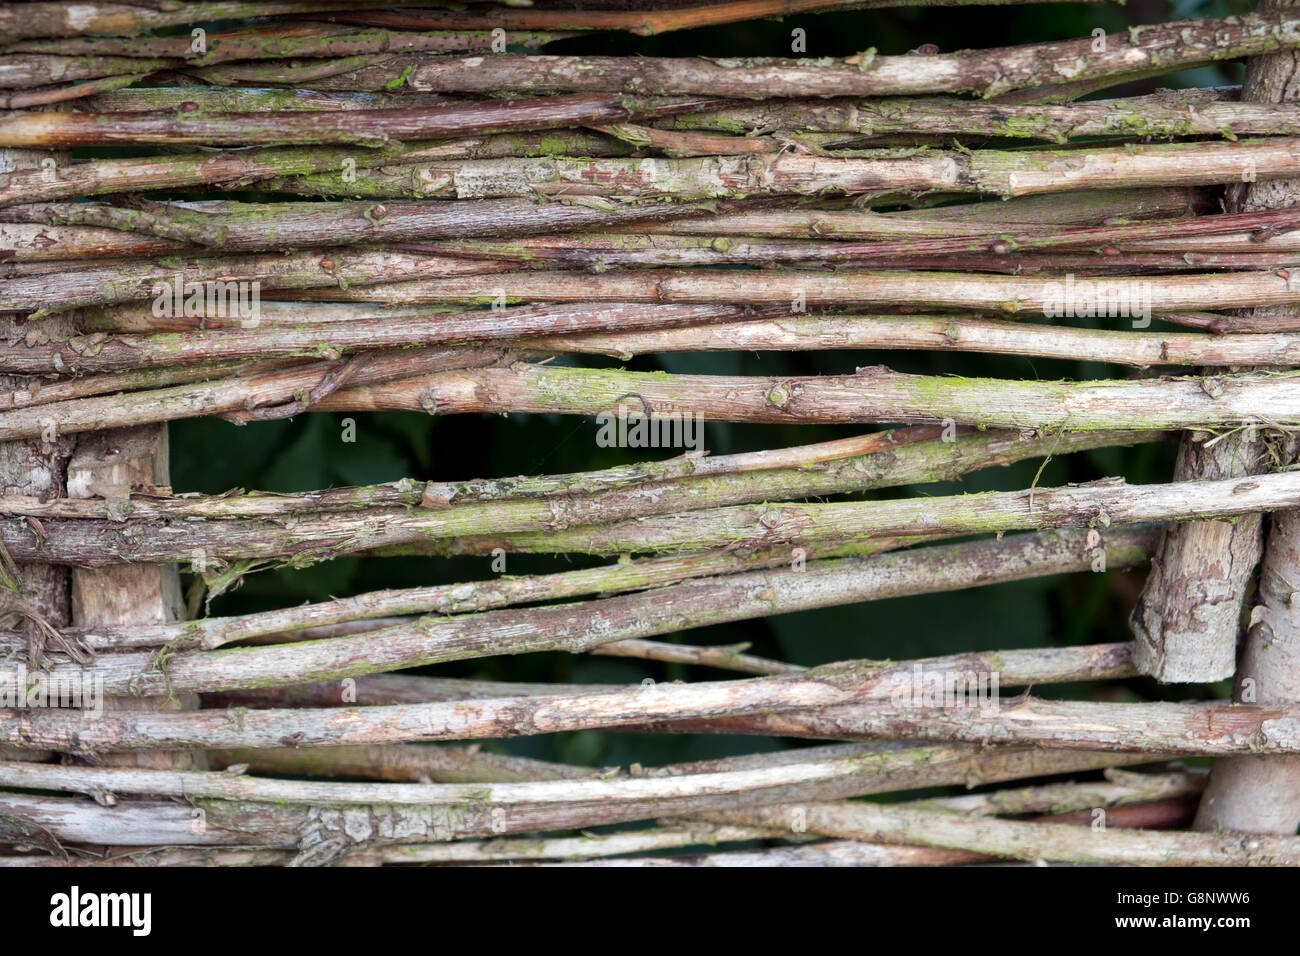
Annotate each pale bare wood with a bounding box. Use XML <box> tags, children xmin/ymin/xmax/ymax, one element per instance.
<box><xmin>68</xmin><ymin>426</ymin><xmax>196</xmax><ymax>775</ymax></box>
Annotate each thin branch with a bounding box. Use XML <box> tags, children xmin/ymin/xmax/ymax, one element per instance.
<box><xmin>0</xmin><ymin>246</ymin><xmax>529</xmax><ymax>315</ymax></box>
<box><xmin>11</xmin><ymin>677</ymin><xmax>1300</xmax><ymax>756</ymax></box>
<box><xmin>191</xmin><ymin>14</ymin><xmax>1300</xmax><ymax>100</ymax></box>
<box><xmin>526</xmin><ymin>314</ymin><xmax>1300</xmax><ymax>368</ymax></box>
<box><xmin>5</xmin><ymin>445</ymin><xmax>1235</xmax><ymax>565</ymax></box>
<box><xmin>0</xmin><ymin>0</ymin><xmax>584</xmax><ymax>42</ymax></box>
<box><xmin>11</xmin><ymin>192</ymin><xmax>1267</xmax><ymax>262</ymax></box>
<box><xmin>0</xmin><ymin>345</ymin><xmax>526</xmax><ymax>442</ymax></box>
<box><xmin>0</xmin><ymin>823</ymin><xmax>789</xmax><ymax>867</ymax></box>
<box><xmin>7</xmin><ymin>26</ymin><xmax>571</xmax><ymax>64</ymax></box>
<box><xmin>0</xmin><ymin>129</ymin><xmax>635</xmax><ymax>207</ymax></box>
<box><xmin>0</xmin><ymin>93</ymin><xmax>712</xmax><ymax>148</ymax></box>
<box><xmin>694</xmin><ymin>802</ymin><xmax>1300</xmax><ymax>866</ymax></box>
<box><xmin>905</xmin><ymin>768</ymin><xmax>1208</xmax><ymax>817</ymax></box>
<box><xmin>0</xmin><ymin>741</ymin><xmax>1156</xmax><ymax>852</ymax></box>
<box><xmin>263</xmin><ymin>267</ymin><xmax>1300</xmax><ymax>313</ymax></box>
<box><xmin>0</xmin><ymin>71</ymin><xmax>152</xmax><ymax>109</ymax></box>
<box><xmin>0</xmin><ymin>422</ymin><xmax>1146</xmax><ymax>522</ymax></box>
<box><xmin>0</xmin><ymin>304</ymin><xmax>782</xmax><ymax>372</ymax></box>
<box><xmin>314</xmin><ymin>363</ymin><xmax>1300</xmax><ymax>432</ymax></box>
<box><xmin>0</xmin><ymin>527</ymin><xmax>1154</xmax><ymax>698</ymax></box>
<box><xmin>299</xmin><ymin>0</ymin><xmax>1111</xmax><ymax>39</ymax></box>
<box><xmin>10</xmin><ymin>425</ymin><xmax>1024</xmax><ymax>650</ymax></box>
<box><xmin>660</xmin><ymin>87</ymin><xmax>1300</xmax><ymax>143</ymax></box>
<box><xmin>260</xmin><ymin>139</ymin><xmax>1300</xmax><ymax>200</ymax></box>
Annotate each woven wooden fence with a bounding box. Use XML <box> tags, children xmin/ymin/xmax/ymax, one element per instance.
<box><xmin>1</xmin><ymin>0</ymin><xmax>1299</xmax><ymax>867</ymax></box>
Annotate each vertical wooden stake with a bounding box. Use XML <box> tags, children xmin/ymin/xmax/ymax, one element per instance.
<box><xmin>0</xmin><ymin>144</ymin><xmax>72</xmax><ymax>767</ymax></box>
<box><xmin>68</xmin><ymin>426</ymin><xmax>199</xmax><ymax>773</ymax></box>
<box><xmin>1195</xmin><ymin>0</ymin><xmax>1300</xmax><ymax>834</ymax></box>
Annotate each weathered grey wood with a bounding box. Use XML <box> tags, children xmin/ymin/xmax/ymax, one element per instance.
<box><xmin>1130</xmin><ymin>431</ymin><xmax>1266</xmax><ymax>683</ymax></box>
<box><xmin>1197</xmin><ymin>504</ymin><xmax>1300</xmax><ymax>832</ymax></box>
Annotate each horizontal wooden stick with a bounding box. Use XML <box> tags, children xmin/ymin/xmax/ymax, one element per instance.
<box><xmin>0</xmin><ymin>93</ymin><xmax>712</xmax><ymax>147</ymax></box>
<box><xmin>268</xmin><ymin>266</ymin><xmax>1300</xmax><ymax>313</ymax></box>
<box><xmin>214</xmin><ymin>739</ymin><xmax>1200</xmax><ymax>816</ymax></box>
<box><xmin>0</xmin><ymin>345</ymin><xmax>524</xmax><ymax>440</ymax></box>
<box><xmin>3</xmin><ymin>427</ymin><xmax>1128</xmax><ymax>647</ymax></box>
<box><xmin>0</xmin><ymin>423</ymin><xmax>946</xmax><ymax>520</ymax></box>
<box><xmin>0</xmin><ymin>246</ymin><xmax>529</xmax><ymax>315</ymax></box>
<box><xmin>0</xmin><ymin>423</ymin><xmax>1129</xmax><ymax>523</ymax></box>
<box><xmin>6</xmin><ymin>187</ymin><xmax>1254</xmax><ymax>261</ymax></box>
<box><xmin>529</xmin><ymin>314</ymin><xmax>1300</xmax><ymax>367</ymax></box>
<box><xmin>10</xmin><ymin>354</ymin><xmax>1300</xmax><ymax>440</ymax></box>
<box><xmin>0</xmin><ymin>741</ymin><xmax>1149</xmax><ymax>850</ymax></box>
<box><xmin>17</xmin><ymin>459</ymin><xmax>1291</xmax><ymax>569</ymax></box>
<box><xmin>78</xmin><ymin>86</ymin><xmax>464</xmax><ymax>112</ymax></box>
<box><xmin>0</xmin><ymin>826</ymin><xmax>797</xmax><ymax>867</ymax></box>
<box><xmin>0</xmin><ymin>210</ymin><xmax>1078</xmax><ymax>259</ymax></box>
<box><xmin>570</xmin><ymin>799</ymin><xmax>1200</xmax><ymax>864</ymax></box>
<box><xmin>195</xmin><ymin>748</ymin><xmax>1190</xmax><ymax>865</ymax></box>
<box><xmin>0</xmin><ymin>53</ymin><xmax>173</xmax><ymax>90</ymax></box>
<box><xmin>0</xmin><ymin>0</ymin><xmax>592</xmax><ymax>42</ymax></box>
<box><xmin>30</xmin><ymin>239</ymin><xmax>1286</xmax><ymax>275</ymax></box>
<box><xmin>662</xmin><ymin>87</ymin><xmax>1300</xmax><ymax>142</ymax></box>
<box><xmin>0</xmin><ymin>704</ymin><xmax>1160</xmax><ymax>803</ymax></box>
<box><xmin>317</xmin><ymin>363</ymin><xmax>1300</xmax><ymax>431</ymax></box>
<box><xmin>218</xmin><ymin>13</ymin><xmax>1300</xmax><ymax>99</ymax></box>
<box><xmin>0</xmin><ymin>128</ymin><xmax>633</xmax><ymax>207</ymax></box>
<box><xmin>8</xmin><ymin>25</ymin><xmax>569</xmax><ymax>64</ymax></box>
<box><xmin>610</xmin><ymin>187</ymin><xmax>1208</xmax><ymax>247</ymax></box>
<box><xmin>8</xmin><ymin>677</ymin><xmax>1297</xmax><ymax>756</ymax></box>
<box><xmin>6</xmin><ymin>355</ymin><xmax>1299</xmax><ymax>440</ymax></box>
<box><xmin>0</xmin><ymin>70</ymin><xmax>152</xmax><ymax>109</ymax></box>
<box><xmin>202</xmin><ymin>673</ymin><xmax>618</xmax><ymax>711</ymax></box>
<box><xmin>263</xmin><ymin>139</ymin><xmax>1300</xmax><ymax>200</ymax></box>
<box><xmin>906</xmin><ymin>768</ymin><xmax>1207</xmax><ymax>817</ymax></box>
<box><xmin>0</xmin><ymin>643</ymin><xmax>1129</xmax><ymax>753</ymax></box>
<box><xmin>706</xmin><ymin>801</ymin><xmax>1300</xmax><ymax>866</ymax></box>
<box><xmin>26</xmin><ymin>308</ymin><xmax>1297</xmax><ymax>376</ymax></box>
<box><xmin>0</xmin><ymin>303</ymin><xmax>777</xmax><ymax>373</ymax></box>
<box><xmin>296</xmin><ymin>0</ymin><xmax>1107</xmax><ymax>39</ymax></box>
<box><xmin>0</xmin><ymin>527</ymin><xmax>1154</xmax><ymax>697</ymax></box>
<box><xmin>432</xmin><ymin>205</ymin><xmax>1300</xmax><ymax>259</ymax></box>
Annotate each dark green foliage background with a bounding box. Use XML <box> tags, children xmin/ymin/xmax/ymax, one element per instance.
<box><xmin>170</xmin><ymin>0</ymin><xmax>1246</xmax><ymax>773</ymax></box>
